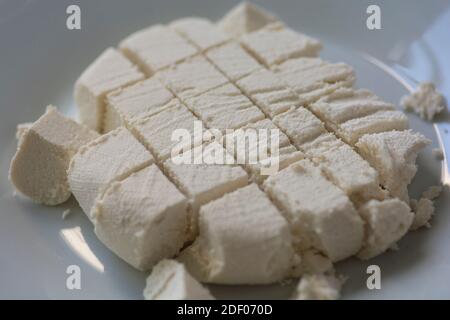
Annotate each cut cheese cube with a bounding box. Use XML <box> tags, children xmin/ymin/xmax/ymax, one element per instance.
<box><xmin>357</xmin><ymin>199</ymin><xmax>413</xmax><ymax>259</ymax></box>
<box><xmin>170</xmin><ymin>17</ymin><xmax>230</xmax><ymax>51</ymax></box>
<box><xmin>206</xmin><ymin>42</ymin><xmax>263</xmax><ymax>81</ymax></box>
<box><xmin>104</xmin><ymin>77</ymin><xmax>174</xmax><ymax>132</ymax></box>
<box><xmin>263</xmin><ymin>159</ymin><xmax>364</xmax><ymax>261</ymax></box>
<box><xmin>184</xmin><ymin>83</ymin><xmax>265</xmax><ymax>130</ymax></box>
<box><xmin>293</xmin><ymin>274</ymin><xmax>343</xmax><ymax>300</ymax></box>
<box><xmin>119</xmin><ymin>24</ymin><xmax>198</xmax><ymax>75</ymax></box>
<box><xmin>180</xmin><ymin>184</ymin><xmax>294</xmax><ymax>284</ymax></box>
<box><xmin>241</xmin><ymin>25</ymin><xmax>322</xmax><ymax>66</ymax></box>
<box><xmin>311</xmin><ymin>88</ymin><xmax>395</xmax><ymax>124</ymax></box>
<box><xmin>93</xmin><ymin>165</ymin><xmax>188</xmax><ymax>270</ymax></box>
<box><xmin>157</xmin><ymin>56</ymin><xmax>229</xmax><ymax>101</ymax></box>
<box><xmin>74</xmin><ymin>48</ymin><xmax>144</xmax><ymax>131</ymax></box>
<box><xmin>218</xmin><ymin>1</ymin><xmax>279</xmax><ymax>37</ymax></box>
<box><xmin>356</xmin><ymin>130</ymin><xmax>430</xmax><ymax>202</ymax></box>
<box><xmin>338</xmin><ymin>110</ymin><xmax>409</xmax><ymax>145</ymax></box>
<box><xmin>68</xmin><ymin>127</ymin><xmax>153</xmax><ymax>218</ymax></box>
<box><xmin>9</xmin><ymin>106</ymin><xmax>99</xmax><ymax>205</ymax></box>
<box><xmin>144</xmin><ymin>260</ymin><xmax>213</xmax><ymax>300</ymax></box>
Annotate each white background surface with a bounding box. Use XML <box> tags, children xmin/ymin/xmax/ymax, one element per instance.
<box><xmin>0</xmin><ymin>0</ymin><xmax>449</xmax><ymax>299</ymax></box>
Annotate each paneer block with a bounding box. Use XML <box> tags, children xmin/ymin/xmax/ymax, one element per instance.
<box><xmin>263</xmin><ymin>159</ymin><xmax>364</xmax><ymax>261</ymax></box>
<box><xmin>273</xmin><ymin>58</ymin><xmax>355</xmax><ymax>104</ymax></box>
<box><xmin>170</xmin><ymin>17</ymin><xmax>230</xmax><ymax>51</ymax></box>
<box><xmin>75</xmin><ymin>48</ymin><xmax>145</xmax><ymax>132</ymax></box>
<box><xmin>157</xmin><ymin>56</ymin><xmax>229</xmax><ymax>101</ymax></box>
<box><xmin>237</xmin><ymin>69</ymin><xmax>302</xmax><ymax>117</ymax></box>
<box><xmin>144</xmin><ymin>260</ymin><xmax>214</xmax><ymax>300</ymax></box>
<box><xmin>184</xmin><ymin>83</ymin><xmax>265</xmax><ymax>130</ymax></box>
<box><xmin>217</xmin><ymin>1</ymin><xmax>279</xmax><ymax>37</ymax></box>
<box><xmin>119</xmin><ymin>24</ymin><xmax>198</xmax><ymax>75</ymax></box>
<box><xmin>130</xmin><ymin>101</ymin><xmax>203</xmax><ymax>161</ymax></box>
<box><xmin>356</xmin><ymin>130</ymin><xmax>430</xmax><ymax>202</ymax></box>
<box><xmin>240</xmin><ymin>25</ymin><xmax>322</xmax><ymax>66</ymax></box>
<box><xmin>180</xmin><ymin>184</ymin><xmax>294</xmax><ymax>284</ymax></box>
<box><xmin>9</xmin><ymin>106</ymin><xmax>99</xmax><ymax>205</ymax></box>
<box><xmin>293</xmin><ymin>274</ymin><xmax>343</xmax><ymax>300</ymax></box>
<box><xmin>93</xmin><ymin>165</ymin><xmax>188</xmax><ymax>270</ymax></box>
<box><xmin>206</xmin><ymin>42</ymin><xmax>263</xmax><ymax>81</ymax></box>
<box><xmin>357</xmin><ymin>199</ymin><xmax>413</xmax><ymax>259</ymax></box>
<box><xmin>68</xmin><ymin>127</ymin><xmax>153</xmax><ymax>218</ymax></box>
<box><xmin>337</xmin><ymin>110</ymin><xmax>409</xmax><ymax>145</ymax></box>
<box><xmin>311</xmin><ymin>88</ymin><xmax>396</xmax><ymax>124</ymax></box>
<box><xmin>104</xmin><ymin>77</ymin><xmax>175</xmax><ymax>132</ymax></box>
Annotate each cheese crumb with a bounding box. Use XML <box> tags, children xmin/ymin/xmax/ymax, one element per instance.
<box><xmin>292</xmin><ymin>273</ymin><xmax>344</xmax><ymax>300</ymax></box>
<box><xmin>62</xmin><ymin>209</ymin><xmax>71</xmax><ymax>220</ymax></box>
<box><xmin>401</xmin><ymin>82</ymin><xmax>446</xmax><ymax>121</ymax></box>
<box><xmin>410</xmin><ymin>185</ymin><xmax>442</xmax><ymax>230</ymax></box>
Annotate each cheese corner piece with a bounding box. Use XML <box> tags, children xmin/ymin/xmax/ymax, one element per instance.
<box><xmin>68</xmin><ymin>127</ymin><xmax>153</xmax><ymax>218</ymax></box>
<box><xmin>130</xmin><ymin>102</ymin><xmax>202</xmax><ymax>162</ymax></box>
<box><xmin>357</xmin><ymin>199</ymin><xmax>413</xmax><ymax>260</ymax></box>
<box><xmin>15</xmin><ymin>122</ymin><xmax>32</xmax><ymax>143</ymax></box>
<box><xmin>74</xmin><ymin>47</ymin><xmax>144</xmax><ymax>132</ymax></box>
<box><xmin>170</xmin><ymin>17</ymin><xmax>230</xmax><ymax>51</ymax></box>
<box><xmin>157</xmin><ymin>56</ymin><xmax>229</xmax><ymax>101</ymax></box>
<box><xmin>206</xmin><ymin>42</ymin><xmax>263</xmax><ymax>82</ymax></box>
<box><xmin>93</xmin><ymin>165</ymin><xmax>188</xmax><ymax>271</ymax></box>
<box><xmin>217</xmin><ymin>1</ymin><xmax>279</xmax><ymax>37</ymax></box>
<box><xmin>179</xmin><ymin>184</ymin><xmax>294</xmax><ymax>284</ymax></box>
<box><xmin>184</xmin><ymin>83</ymin><xmax>265</xmax><ymax>130</ymax></box>
<box><xmin>263</xmin><ymin>159</ymin><xmax>364</xmax><ymax>262</ymax></box>
<box><xmin>356</xmin><ymin>130</ymin><xmax>430</xmax><ymax>202</ymax></box>
<box><xmin>144</xmin><ymin>260</ymin><xmax>213</xmax><ymax>300</ymax></box>
<box><xmin>164</xmin><ymin>142</ymin><xmax>249</xmax><ymax>240</ymax></box>
<box><xmin>104</xmin><ymin>77</ymin><xmax>174</xmax><ymax>132</ymax></box>
<box><xmin>119</xmin><ymin>24</ymin><xmax>198</xmax><ymax>76</ymax></box>
<box><xmin>274</xmin><ymin>58</ymin><xmax>355</xmax><ymax>104</ymax></box>
<box><xmin>240</xmin><ymin>26</ymin><xmax>322</xmax><ymax>67</ymax></box>
<box><xmin>9</xmin><ymin>106</ymin><xmax>99</xmax><ymax>205</ymax></box>
<box><xmin>401</xmin><ymin>82</ymin><xmax>446</xmax><ymax>121</ymax></box>
<box><xmin>293</xmin><ymin>274</ymin><xmax>342</xmax><ymax>300</ymax></box>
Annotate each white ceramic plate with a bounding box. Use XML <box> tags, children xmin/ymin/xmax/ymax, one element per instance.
<box><xmin>0</xmin><ymin>0</ymin><xmax>449</xmax><ymax>299</ymax></box>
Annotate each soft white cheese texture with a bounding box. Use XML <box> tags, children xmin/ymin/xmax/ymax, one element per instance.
<box><xmin>293</xmin><ymin>274</ymin><xmax>343</xmax><ymax>300</ymax></box>
<box><xmin>401</xmin><ymin>82</ymin><xmax>446</xmax><ymax>121</ymax></box>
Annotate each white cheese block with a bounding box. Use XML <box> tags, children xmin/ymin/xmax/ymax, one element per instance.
<box><xmin>240</xmin><ymin>25</ymin><xmax>322</xmax><ymax>66</ymax></box>
<box><xmin>206</xmin><ymin>42</ymin><xmax>263</xmax><ymax>81</ymax></box>
<box><xmin>337</xmin><ymin>110</ymin><xmax>409</xmax><ymax>145</ymax></box>
<box><xmin>311</xmin><ymin>88</ymin><xmax>396</xmax><ymax>124</ymax></box>
<box><xmin>104</xmin><ymin>77</ymin><xmax>175</xmax><ymax>132</ymax></box>
<box><xmin>179</xmin><ymin>184</ymin><xmax>294</xmax><ymax>284</ymax></box>
<box><xmin>170</xmin><ymin>17</ymin><xmax>230</xmax><ymax>51</ymax></box>
<box><xmin>293</xmin><ymin>274</ymin><xmax>343</xmax><ymax>300</ymax></box>
<box><xmin>9</xmin><ymin>106</ymin><xmax>99</xmax><ymax>205</ymax></box>
<box><xmin>237</xmin><ymin>69</ymin><xmax>302</xmax><ymax>117</ymax></box>
<box><xmin>357</xmin><ymin>199</ymin><xmax>413</xmax><ymax>259</ymax></box>
<box><xmin>184</xmin><ymin>83</ymin><xmax>265</xmax><ymax>130</ymax></box>
<box><xmin>401</xmin><ymin>82</ymin><xmax>446</xmax><ymax>121</ymax></box>
<box><xmin>356</xmin><ymin>130</ymin><xmax>430</xmax><ymax>202</ymax></box>
<box><xmin>144</xmin><ymin>260</ymin><xmax>214</xmax><ymax>300</ymax></box>
<box><xmin>263</xmin><ymin>159</ymin><xmax>364</xmax><ymax>261</ymax></box>
<box><xmin>217</xmin><ymin>1</ymin><xmax>279</xmax><ymax>37</ymax></box>
<box><xmin>119</xmin><ymin>24</ymin><xmax>198</xmax><ymax>75</ymax></box>
<box><xmin>74</xmin><ymin>48</ymin><xmax>144</xmax><ymax>132</ymax></box>
<box><xmin>68</xmin><ymin>127</ymin><xmax>153</xmax><ymax>218</ymax></box>
<box><xmin>130</xmin><ymin>101</ymin><xmax>203</xmax><ymax>161</ymax></box>
<box><xmin>93</xmin><ymin>165</ymin><xmax>188</xmax><ymax>271</ymax></box>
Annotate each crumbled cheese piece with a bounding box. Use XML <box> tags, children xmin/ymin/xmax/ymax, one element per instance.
<box><xmin>432</xmin><ymin>148</ymin><xmax>444</xmax><ymax>160</ymax></box>
<box><xmin>241</xmin><ymin>25</ymin><xmax>322</xmax><ymax>66</ymax></box>
<box><xmin>9</xmin><ymin>106</ymin><xmax>99</xmax><ymax>205</ymax></box>
<box><xmin>401</xmin><ymin>82</ymin><xmax>446</xmax><ymax>121</ymax></box>
<box><xmin>15</xmin><ymin>122</ymin><xmax>32</xmax><ymax>143</ymax></box>
<box><xmin>410</xmin><ymin>198</ymin><xmax>435</xmax><ymax>230</ymax></box>
<box><xmin>263</xmin><ymin>159</ymin><xmax>364</xmax><ymax>261</ymax></box>
<box><xmin>179</xmin><ymin>184</ymin><xmax>294</xmax><ymax>284</ymax></box>
<box><xmin>93</xmin><ymin>165</ymin><xmax>188</xmax><ymax>270</ymax></box>
<box><xmin>356</xmin><ymin>130</ymin><xmax>430</xmax><ymax>202</ymax></box>
<box><xmin>74</xmin><ymin>48</ymin><xmax>144</xmax><ymax>131</ymax></box>
<box><xmin>144</xmin><ymin>260</ymin><xmax>214</xmax><ymax>300</ymax></box>
<box><xmin>62</xmin><ymin>209</ymin><xmax>71</xmax><ymax>220</ymax></box>
<box><xmin>357</xmin><ymin>199</ymin><xmax>413</xmax><ymax>259</ymax></box>
<box><xmin>217</xmin><ymin>1</ymin><xmax>279</xmax><ymax>38</ymax></box>
<box><xmin>293</xmin><ymin>273</ymin><xmax>343</xmax><ymax>300</ymax></box>
<box><xmin>119</xmin><ymin>24</ymin><xmax>198</xmax><ymax>75</ymax></box>
<box><xmin>68</xmin><ymin>127</ymin><xmax>153</xmax><ymax>218</ymax></box>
